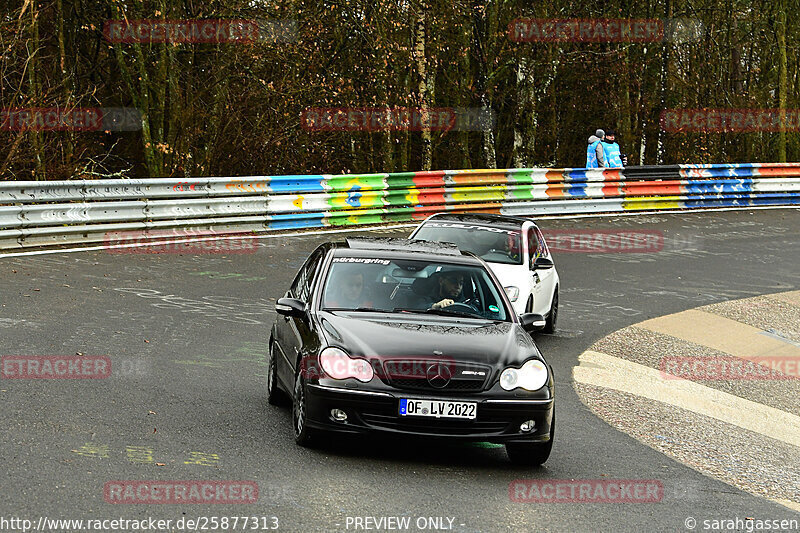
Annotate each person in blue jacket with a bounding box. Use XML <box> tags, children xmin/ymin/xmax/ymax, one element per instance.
<box><xmin>586</xmin><ymin>129</ymin><xmax>605</xmax><ymax>168</ymax></box>
<box><xmin>600</xmin><ymin>130</ymin><xmax>626</xmax><ymax>168</ymax></box>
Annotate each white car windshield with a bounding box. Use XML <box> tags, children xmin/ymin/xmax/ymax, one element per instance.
<box><xmin>414</xmin><ymin>222</ymin><xmax>523</xmax><ymax>265</ymax></box>
<box><xmin>321</xmin><ymin>257</ymin><xmax>510</xmax><ymax>321</ymax></box>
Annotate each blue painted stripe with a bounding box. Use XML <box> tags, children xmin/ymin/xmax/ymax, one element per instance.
<box><xmin>684</xmin><ymin>180</ymin><xmax>754</xmax><ymax>194</ymax></box>
<box><xmin>566</xmin><ymin>184</ymin><xmax>589</xmax><ymax>197</ymax></box>
<box><xmin>564</xmin><ymin>170</ymin><xmax>591</xmax><ymax>182</ymax></box>
<box><xmin>268</xmin><ymin>175</ymin><xmax>326</xmax><ymax>193</ymax></box>
<box><xmin>682</xmin><ymin>192</ymin><xmax>800</xmax><ymax>209</ymax></box>
<box><xmin>682</xmin><ymin>168</ymin><xmax>755</xmax><ymax>178</ymax></box>
<box><xmin>684</xmin><ymin>198</ymin><xmax>752</xmax><ymax>208</ymax></box>
<box><xmin>751</xmin><ymin>195</ymin><xmax>800</xmax><ymax>205</ymax></box>
<box><xmin>267</xmin><ymin>212</ymin><xmax>325</xmax><ymax>230</ymax></box>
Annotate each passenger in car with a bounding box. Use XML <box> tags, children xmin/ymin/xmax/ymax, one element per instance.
<box><xmin>325</xmin><ymin>268</ymin><xmax>374</xmax><ymax>309</ymax></box>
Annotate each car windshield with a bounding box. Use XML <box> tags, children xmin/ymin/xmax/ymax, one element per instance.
<box><xmin>413</xmin><ymin>222</ymin><xmax>523</xmax><ymax>265</ymax></box>
<box><xmin>320</xmin><ymin>256</ymin><xmax>510</xmax><ymax>321</ymax></box>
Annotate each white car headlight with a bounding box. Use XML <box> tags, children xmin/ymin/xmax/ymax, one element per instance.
<box><xmin>499</xmin><ymin>359</ymin><xmax>548</xmax><ymax>391</ymax></box>
<box><xmin>319</xmin><ymin>347</ymin><xmax>374</xmax><ymax>383</ymax></box>
<box><xmin>504</xmin><ymin>286</ymin><xmax>520</xmax><ymax>302</ymax></box>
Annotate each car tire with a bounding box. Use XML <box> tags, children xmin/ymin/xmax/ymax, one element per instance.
<box><xmin>543</xmin><ymin>287</ymin><xmax>558</xmax><ymax>334</ymax></box>
<box><xmin>505</xmin><ymin>412</ymin><xmax>554</xmax><ymax>466</ymax></box>
<box><xmin>267</xmin><ymin>341</ymin><xmax>289</xmax><ymax>406</ymax></box>
<box><xmin>293</xmin><ymin>370</ymin><xmax>317</xmax><ymax>447</ymax></box>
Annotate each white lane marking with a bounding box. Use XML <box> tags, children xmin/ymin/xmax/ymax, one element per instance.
<box><xmin>772</xmin><ymin>499</ymin><xmax>800</xmax><ymax>513</ymax></box>
<box><xmin>1</xmin><ymin>204</ymin><xmax>798</xmax><ymax>258</ymax></box>
<box><xmin>573</xmin><ymin>350</ymin><xmax>800</xmax><ymax>448</ymax></box>
<box><xmin>761</xmin><ymin>329</ymin><xmax>800</xmax><ymax>349</ymax></box>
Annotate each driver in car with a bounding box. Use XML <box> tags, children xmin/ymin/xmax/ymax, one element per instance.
<box><xmin>428</xmin><ymin>271</ymin><xmax>466</xmax><ymax>310</ymax></box>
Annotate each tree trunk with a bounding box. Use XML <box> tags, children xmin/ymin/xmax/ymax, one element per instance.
<box><xmin>776</xmin><ymin>0</ymin><xmax>787</xmax><ymax>162</ymax></box>
<box><xmin>472</xmin><ymin>0</ymin><xmax>496</xmax><ymax>168</ymax></box>
<box><xmin>56</xmin><ymin>0</ymin><xmax>74</xmax><ymax>168</ymax></box>
<box><xmin>414</xmin><ymin>0</ymin><xmax>432</xmax><ymax>170</ymax></box>
<box><xmin>513</xmin><ymin>56</ymin><xmax>536</xmax><ymax>168</ymax></box>
<box><xmin>28</xmin><ymin>4</ymin><xmax>45</xmax><ymax>180</ymax></box>
<box><xmin>656</xmin><ymin>0</ymin><xmax>671</xmax><ymax>165</ymax></box>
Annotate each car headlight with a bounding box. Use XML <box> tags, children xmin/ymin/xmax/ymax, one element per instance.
<box><xmin>319</xmin><ymin>347</ymin><xmax>374</xmax><ymax>382</ymax></box>
<box><xmin>504</xmin><ymin>286</ymin><xmax>520</xmax><ymax>302</ymax></box>
<box><xmin>499</xmin><ymin>359</ymin><xmax>548</xmax><ymax>391</ymax></box>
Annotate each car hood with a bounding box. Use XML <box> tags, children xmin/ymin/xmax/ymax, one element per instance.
<box><xmin>485</xmin><ymin>261</ymin><xmax>527</xmax><ymax>288</ymax></box>
<box><xmin>317</xmin><ymin>311</ymin><xmax>540</xmax><ymax>368</ymax></box>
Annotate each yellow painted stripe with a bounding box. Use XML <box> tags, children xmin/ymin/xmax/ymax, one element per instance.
<box><xmin>637</xmin><ymin>309</ymin><xmax>800</xmax><ymax>360</ymax></box>
<box><xmin>573</xmin><ymin>350</ymin><xmax>800</xmax><ymax>448</ymax></box>
<box><xmin>622</xmin><ymin>196</ymin><xmax>683</xmax><ymax>210</ymax></box>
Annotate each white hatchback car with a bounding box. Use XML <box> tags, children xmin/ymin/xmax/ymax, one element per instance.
<box><xmin>409</xmin><ymin>213</ymin><xmax>559</xmax><ymax>332</ymax></box>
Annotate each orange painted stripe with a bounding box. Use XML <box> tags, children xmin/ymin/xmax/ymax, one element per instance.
<box><xmin>754</xmin><ymin>166</ymin><xmax>800</xmax><ymax>177</ymax></box>
<box><xmin>602</xmin><ymin>184</ymin><xmax>623</xmax><ymax>196</ymax></box>
<box><xmin>602</xmin><ymin>169</ymin><xmax>624</xmax><ymax>180</ymax></box>
<box><xmin>448</xmin><ymin>173</ymin><xmax>507</xmax><ymax>185</ymax></box>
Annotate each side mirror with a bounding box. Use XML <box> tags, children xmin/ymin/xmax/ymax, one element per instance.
<box><xmin>276</xmin><ymin>297</ymin><xmax>306</xmax><ymax>318</ymax></box>
<box><xmin>520</xmin><ymin>313</ymin><xmax>546</xmax><ymax>332</ymax></box>
<box><xmin>532</xmin><ymin>257</ymin><xmax>554</xmax><ymax>270</ymax></box>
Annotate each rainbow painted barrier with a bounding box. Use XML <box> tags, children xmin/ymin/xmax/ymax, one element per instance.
<box><xmin>1</xmin><ymin>163</ymin><xmax>799</xmax><ymax>250</ymax></box>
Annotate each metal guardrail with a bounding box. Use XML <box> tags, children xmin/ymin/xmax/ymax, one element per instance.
<box><xmin>1</xmin><ymin>164</ymin><xmax>799</xmax><ymax>250</ymax></box>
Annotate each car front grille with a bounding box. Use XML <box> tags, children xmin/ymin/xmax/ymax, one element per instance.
<box><xmin>379</xmin><ymin>360</ymin><xmax>491</xmax><ymax>393</ymax></box>
<box><xmin>388</xmin><ymin>378</ymin><xmax>485</xmax><ymax>392</ymax></box>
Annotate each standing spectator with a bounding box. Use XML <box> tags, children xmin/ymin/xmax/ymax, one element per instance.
<box><xmin>586</xmin><ymin>129</ymin><xmax>605</xmax><ymax>168</ymax></box>
<box><xmin>600</xmin><ymin>129</ymin><xmax>624</xmax><ymax>168</ymax></box>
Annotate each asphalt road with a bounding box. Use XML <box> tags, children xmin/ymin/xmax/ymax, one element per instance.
<box><xmin>1</xmin><ymin>208</ymin><xmax>799</xmax><ymax>533</ymax></box>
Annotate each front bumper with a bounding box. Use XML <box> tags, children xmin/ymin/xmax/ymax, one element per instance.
<box><xmin>304</xmin><ymin>384</ymin><xmax>554</xmax><ymax>443</ymax></box>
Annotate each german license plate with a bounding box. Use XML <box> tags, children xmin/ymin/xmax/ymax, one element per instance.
<box><xmin>399</xmin><ymin>398</ymin><xmax>477</xmax><ymax>420</ymax></box>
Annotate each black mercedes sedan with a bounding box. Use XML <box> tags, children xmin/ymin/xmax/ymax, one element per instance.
<box><xmin>267</xmin><ymin>237</ymin><xmax>555</xmax><ymax>465</ymax></box>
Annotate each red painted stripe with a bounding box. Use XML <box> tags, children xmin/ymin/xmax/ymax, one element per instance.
<box><xmin>412</xmin><ymin>171</ymin><xmax>446</xmax><ymax>188</ymax></box>
<box><xmin>415</xmin><ymin>189</ymin><xmax>447</xmax><ymax>205</ymax></box>
<box><xmin>602</xmin><ymin>184</ymin><xmax>623</xmax><ymax>196</ymax></box>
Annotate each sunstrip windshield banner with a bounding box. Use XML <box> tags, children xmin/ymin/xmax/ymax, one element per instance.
<box><xmin>424</xmin><ymin>222</ymin><xmax>519</xmax><ymax>234</ymax></box>
<box><xmin>331</xmin><ymin>258</ymin><xmax>391</xmax><ymax>265</ymax></box>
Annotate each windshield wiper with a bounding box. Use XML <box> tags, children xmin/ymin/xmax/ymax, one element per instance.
<box><xmin>392</xmin><ymin>307</ymin><xmax>481</xmax><ymax>319</ymax></box>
